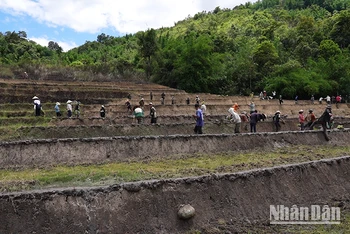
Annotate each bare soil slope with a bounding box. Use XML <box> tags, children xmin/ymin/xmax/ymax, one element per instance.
<box><xmin>1</xmin><ymin>78</ymin><xmax>350</xmax><ymax>233</ymax></box>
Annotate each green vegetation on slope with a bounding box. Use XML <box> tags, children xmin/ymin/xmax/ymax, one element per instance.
<box><xmin>1</xmin><ymin>0</ymin><xmax>350</xmax><ymax>98</ymax></box>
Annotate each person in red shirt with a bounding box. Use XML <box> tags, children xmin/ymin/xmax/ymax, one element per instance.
<box><xmin>336</xmin><ymin>95</ymin><xmax>342</xmax><ymax>108</ymax></box>
<box><xmin>336</xmin><ymin>95</ymin><xmax>341</xmax><ymax>103</ymax></box>
<box><xmin>305</xmin><ymin>109</ymin><xmax>316</xmax><ymax>130</ymax></box>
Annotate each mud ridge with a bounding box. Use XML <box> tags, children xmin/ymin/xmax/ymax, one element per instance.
<box><xmin>1</xmin><ymin>156</ymin><xmax>350</xmax><ymax>233</ymax></box>
<box><xmin>0</xmin><ymin>129</ymin><xmax>349</xmax><ymax>169</ymax></box>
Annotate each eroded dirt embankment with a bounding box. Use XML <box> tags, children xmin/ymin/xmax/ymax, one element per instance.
<box><xmin>0</xmin><ymin>129</ymin><xmax>349</xmax><ymax>169</ymax></box>
<box><xmin>0</xmin><ymin>156</ymin><xmax>349</xmax><ymax>233</ymax></box>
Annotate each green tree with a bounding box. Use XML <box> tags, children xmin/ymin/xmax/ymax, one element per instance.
<box><xmin>137</xmin><ymin>28</ymin><xmax>158</xmax><ymax>80</ymax></box>
<box><xmin>253</xmin><ymin>40</ymin><xmax>279</xmax><ymax>77</ymax></box>
<box><xmin>330</xmin><ymin>10</ymin><xmax>350</xmax><ymax>48</ymax></box>
<box><xmin>319</xmin><ymin>39</ymin><xmax>341</xmax><ymax>59</ymax></box>
<box><xmin>48</xmin><ymin>41</ymin><xmax>63</xmax><ymax>54</ymax></box>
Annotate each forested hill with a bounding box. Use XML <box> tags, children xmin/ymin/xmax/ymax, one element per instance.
<box><xmin>0</xmin><ymin>0</ymin><xmax>350</xmax><ymax>99</ymax></box>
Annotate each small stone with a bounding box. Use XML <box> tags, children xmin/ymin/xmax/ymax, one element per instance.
<box><xmin>178</xmin><ymin>204</ymin><xmax>195</xmax><ymax>220</ymax></box>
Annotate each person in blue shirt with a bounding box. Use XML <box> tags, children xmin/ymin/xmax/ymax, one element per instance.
<box><xmin>54</xmin><ymin>102</ymin><xmax>62</xmax><ymax>117</ymax></box>
<box><xmin>193</xmin><ymin>103</ymin><xmax>204</xmax><ymax>134</ymax></box>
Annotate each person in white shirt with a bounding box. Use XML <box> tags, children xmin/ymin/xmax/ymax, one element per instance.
<box><xmin>133</xmin><ymin>106</ymin><xmax>144</xmax><ymax>124</ymax></box>
<box><xmin>249</xmin><ymin>101</ymin><xmax>255</xmax><ymax>113</ymax></box>
<box><xmin>228</xmin><ymin>106</ymin><xmax>241</xmax><ymax>133</ymax></box>
<box><xmin>200</xmin><ymin>102</ymin><xmax>207</xmax><ymax>119</ymax></box>
<box><xmin>66</xmin><ymin>100</ymin><xmax>73</xmax><ymax>118</ymax></box>
<box><xmin>319</xmin><ymin>97</ymin><xmax>323</xmax><ymax>104</ymax></box>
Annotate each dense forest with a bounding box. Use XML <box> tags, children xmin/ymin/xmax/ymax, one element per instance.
<box><xmin>0</xmin><ymin>0</ymin><xmax>350</xmax><ymax>99</ymax></box>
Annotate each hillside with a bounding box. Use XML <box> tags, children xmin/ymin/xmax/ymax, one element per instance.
<box><xmin>1</xmin><ymin>0</ymin><xmax>350</xmax><ymax>98</ymax></box>
<box><xmin>0</xmin><ymin>78</ymin><xmax>350</xmax><ymax>233</ymax></box>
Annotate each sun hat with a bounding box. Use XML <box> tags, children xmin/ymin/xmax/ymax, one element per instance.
<box><xmin>56</xmin><ymin>102</ymin><xmax>60</xmax><ymax>105</ymax></box>
<box><xmin>149</xmin><ymin>102</ymin><xmax>153</xmax><ymax>105</ymax></box>
<box><xmin>276</xmin><ymin>110</ymin><xmax>281</xmax><ymax>113</ymax></box>
<box><xmin>32</xmin><ymin>96</ymin><xmax>39</xmax><ymax>100</ymax></box>
<box><xmin>299</xmin><ymin>110</ymin><xmax>303</xmax><ymax>113</ymax></box>
<box><xmin>66</xmin><ymin>100</ymin><xmax>72</xmax><ymax>104</ymax></box>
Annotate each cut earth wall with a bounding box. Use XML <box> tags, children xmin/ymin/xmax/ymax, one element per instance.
<box><xmin>0</xmin><ymin>129</ymin><xmax>349</xmax><ymax>169</ymax></box>
<box><xmin>0</xmin><ymin>156</ymin><xmax>349</xmax><ymax>233</ymax></box>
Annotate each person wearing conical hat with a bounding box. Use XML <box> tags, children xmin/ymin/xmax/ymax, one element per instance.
<box><xmin>66</xmin><ymin>100</ymin><xmax>73</xmax><ymax>118</ymax></box>
<box><xmin>149</xmin><ymin>102</ymin><xmax>157</xmax><ymax>124</ymax></box>
<box><xmin>273</xmin><ymin>110</ymin><xmax>284</xmax><ymax>132</ymax></box>
<box><xmin>100</xmin><ymin>105</ymin><xmax>106</xmax><ymax>118</ymax></box>
<box><xmin>33</xmin><ymin>96</ymin><xmax>41</xmax><ymax>116</ymax></box>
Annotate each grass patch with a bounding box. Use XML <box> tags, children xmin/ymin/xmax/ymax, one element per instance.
<box><xmin>0</xmin><ymin>145</ymin><xmax>349</xmax><ymax>193</ymax></box>
<box><xmin>0</xmin><ymin>120</ymin><xmax>53</xmax><ymax>141</ymax></box>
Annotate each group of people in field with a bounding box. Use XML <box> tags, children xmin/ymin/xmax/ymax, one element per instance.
<box><xmin>192</xmin><ymin>100</ymin><xmax>267</xmax><ymax>135</ymax></box>
<box><xmin>33</xmin><ymin>92</ymin><xmax>336</xmax><ymax>135</ymax></box>
<box><xmin>125</xmin><ymin>93</ymin><xmax>205</xmax><ymax>125</ymax></box>
<box><xmin>225</xmin><ymin>102</ymin><xmax>267</xmax><ymax>134</ymax></box>
<box><xmin>33</xmin><ymin>96</ymin><xmax>81</xmax><ymax>118</ymax></box>
<box><xmin>54</xmin><ymin>99</ymin><xmax>81</xmax><ymax>118</ymax></box>
<box><xmin>298</xmin><ymin>106</ymin><xmax>333</xmax><ymax>131</ymax></box>
<box><xmin>195</xmin><ymin>99</ymin><xmax>335</xmax><ymax>135</ymax></box>
<box><xmin>130</xmin><ymin>102</ymin><xmax>157</xmax><ymax>124</ymax></box>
